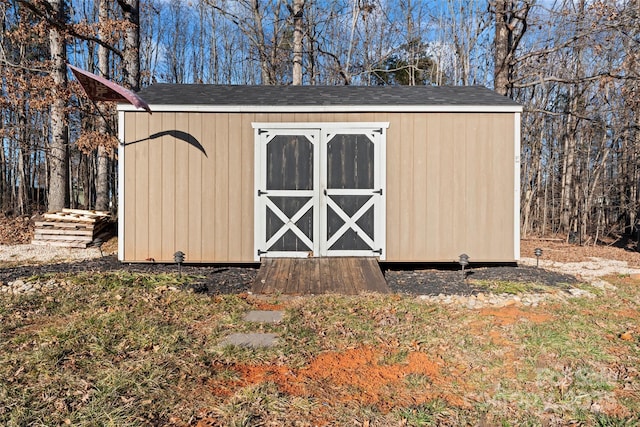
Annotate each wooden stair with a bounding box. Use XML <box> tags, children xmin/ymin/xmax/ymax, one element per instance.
<box><xmin>31</xmin><ymin>209</ymin><xmax>112</xmax><ymax>248</ymax></box>
<box><xmin>252</xmin><ymin>257</ymin><xmax>390</xmax><ymax>295</ymax></box>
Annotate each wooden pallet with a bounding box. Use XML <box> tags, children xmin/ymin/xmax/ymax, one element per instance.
<box><xmin>252</xmin><ymin>257</ymin><xmax>390</xmax><ymax>295</ymax></box>
<box><xmin>31</xmin><ymin>209</ymin><xmax>111</xmax><ymax>248</ymax></box>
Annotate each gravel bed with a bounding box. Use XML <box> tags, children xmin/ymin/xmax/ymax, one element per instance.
<box><xmin>0</xmin><ymin>255</ymin><xmax>258</xmax><ymax>295</ymax></box>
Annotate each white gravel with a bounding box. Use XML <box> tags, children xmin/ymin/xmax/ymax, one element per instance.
<box><xmin>0</xmin><ymin>244</ymin><xmax>104</xmax><ymax>264</ymax></box>
<box><xmin>519</xmin><ymin>256</ymin><xmax>640</xmax><ymax>281</ymax></box>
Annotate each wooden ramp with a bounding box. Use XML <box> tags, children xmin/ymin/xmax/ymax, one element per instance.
<box><xmin>252</xmin><ymin>257</ymin><xmax>390</xmax><ymax>295</ymax></box>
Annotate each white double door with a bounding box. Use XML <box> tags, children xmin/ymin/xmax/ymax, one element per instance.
<box><xmin>254</xmin><ymin>123</ymin><xmax>387</xmax><ymax>260</ymax></box>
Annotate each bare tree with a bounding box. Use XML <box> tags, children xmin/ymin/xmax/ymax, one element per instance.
<box><xmin>117</xmin><ymin>0</ymin><xmax>140</xmax><ymax>90</ymax></box>
<box><xmin>492</xmin><ymin>0</ymin><xmax>531</xmax><ymax>96</ymax></box>
<box><xmin>47</xmin><ymin>0</ymin><xmax>69</xmax><ymax>212</ymax></box>
<box><xmin>95</xmin><ymin>0</ymin><xmax>111</xmax><ymax>211</ymax></box>
<box><xmin>291</xmin><ymin>0</ymin><xmax>304</xmax><ymax>85</ymax></box>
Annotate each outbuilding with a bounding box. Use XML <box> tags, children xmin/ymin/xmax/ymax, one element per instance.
<box><xmin>117</xmin><ymin>85</ymin><xmax>522</xmax><ymax>264</ymax></box>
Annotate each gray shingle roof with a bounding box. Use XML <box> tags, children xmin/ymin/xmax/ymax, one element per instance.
<box><xmin>135</xmin><ymin>84</ymin><xmax>521</xmax><ymax>110</ymax></box>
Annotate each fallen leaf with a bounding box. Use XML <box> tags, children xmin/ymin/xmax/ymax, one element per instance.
<box><xmin>620</xmin><ymin>331</ymin><xmax>633</xmax><ymax>341</ymax></box>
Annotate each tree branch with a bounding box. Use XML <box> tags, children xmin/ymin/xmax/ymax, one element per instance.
<box><xmin>16</xmin><ymin>0</ymin><xmax>123</xmax><ymax>60</ymax></box>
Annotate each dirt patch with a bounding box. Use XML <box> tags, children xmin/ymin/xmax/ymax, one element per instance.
<box><xmin>210</xmin><ymin>346</ymin><xmax>468</xmax><ymax>412</ymax></box>
<box><xmin>479</xmin><ymin>306</ymin><xmax>554</xmax><ymax>326</ymax></box>
<box><xmin>238</xmin><ymin>293</ymin><xmax>287</xmax><ymax>311</ymax></box>
<box><xmin>614</xmin><ymin>309</ymin><xmax>640</xmax><ymax>319</ymax></box>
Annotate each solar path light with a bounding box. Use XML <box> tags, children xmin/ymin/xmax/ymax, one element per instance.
<box><xmin>93</xmin><ymin>237</ymin><xmax>104</xmax><ymax>257</ymax></box>
<box><xmin>534</xmin><ymin>248</ymin><xmax>543</xmax><ymax>268</ymax></box>
<box><xmin>174</xmin><ymin>251</ymin><xmax>185</xmax><ymax>277</ymax></box>
<box><xmin>458</xmin><ymin>253</ymin><xmax>470</xmax><ymax>281</ymax></box>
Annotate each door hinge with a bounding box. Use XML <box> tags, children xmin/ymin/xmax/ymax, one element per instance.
<box><xmin>258</xmin><ymin>129</ymin><xmax>268</xmax><ymax>135</ymax></box>
<box><xmin>373</xmin><ymin>248</ymin><xmax>382</xmax><ymax>255</ymax></box>
<box><xmin>258</xmin><ymin>189</ymin><xmax>268</xmax><ymax>196</ymax></box>
<box><xmin>373</xmin><ymin>128</ymin><xmax>383</xmax><ymax>134</ymax></box>
<box><xmin>373</xmin><ymin>188</ymin><xmax>383</xmax><ymax>195</ymax></box>
<box><xmin>323</xmin><ymin>189</ymin><xmax>327</xmax><ymax>196</ymax></box>
<box><xmin>257</xmin><ymin>249</ymin><xmax>268</xmax><ymax>256</ymax></box>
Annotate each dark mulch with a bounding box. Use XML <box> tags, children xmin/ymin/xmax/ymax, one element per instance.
<box><xmin>0</xmin><ymin>257</ymin><xmax>579</xmax><ymax>296</ymax></box>
<box><xmin>384</xmin><ymin>265</ymin><xmax>580</xmax><ymax>296</ymax></box>
<box><xmin>0</xmin><ymin>256</ymin><xmax>258</xmax><ymax>295</ymax></box>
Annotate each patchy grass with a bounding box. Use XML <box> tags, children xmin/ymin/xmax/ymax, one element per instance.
<box><xmin>469</xmin><ymin>279</ymin><xmax>556</xmax><ymax>294</ymax></box>
<box><xmin>1</xmin><ymin>272</ymin><xmax>639</xmax><ymax>426</ymax></box>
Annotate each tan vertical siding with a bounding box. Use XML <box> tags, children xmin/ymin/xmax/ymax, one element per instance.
<box><xmin>385</xmin><ymin>114</ymin><xmax>401</xmax><ymax>259</ymax></box>
<box><xmin>122</xmin><ymin>110</ymin><xmax>516</xmax><ymax>263</ymax></box>
<box><xmin>123</xmin><ymin>113</ymin><xmax>137</xmax><ymax>260</ymax></box>
<box><xmin>201</xmin><ymin>114</ymin><xmax>217</xmax><ymax>261</ymax></box>
<box><xmin>383</xmin><ymin>112</ymin><xmax>515</xmax><ymax>262</ymax></box>
<box><xmin>147</xmin><ymin>114</ymin><xmax>163</xmax><ymax>259</ymax></box>
<box><xmin>399</xmin><ymin>113</ymin><xmax>414</xmax><ymax>257</ymax></box>
<box><xmin>424</xmin><ymin>114</ymin><xmax>442</xmax><ymax>257</ymax></box>
<box><xmin>213</xmin><ymin>114</ymin><xmax>229</xmax><ymax>260</ymax></box>
<box><xmin>174</xmin><ymin>113</ymin><xmax>190</xmax><ymax>257</ymax></box>
<box><xmin>160</xmin><ymin>113</ymin><xmax>176</xmax><ymax>260</ymax></box>
<box><xmin>187</xmin><ymin>113</ymin><xmax>203</xmax><ymax>261</ymax></box>
<box><xmin>133</xmin><ymin>114</ymin><xmax>149</xmax><ymax>260</ymax></box>
<box><xmin>464</xmin><ymin>114</ymin><xmax>487</xmax><ymax>259</ymax></box>
<box><xmin>412</xmin><ymin>115</ymin><xmax>428</xmax><ymax>257</ymax></box>
<box><xmin>450</xmin><ymin>114</ymin><xmax>467</xmax><ymax>258</ymax></box>
<box><xmin>227</xmin><ymin>113</ymin><xmax>243</xmax><ymax>260</ymax></box>
<box><xmin>240</xmin><ymin>114</ymin><xmax>256</xmax><ymax>261</ymax></box>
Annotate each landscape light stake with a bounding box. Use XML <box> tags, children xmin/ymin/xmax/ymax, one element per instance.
<box><xmin>93</xmin><ymin>237</ymin><xmax>104</xmax><ymax>257</ymax></box>
<box><xmin>458</xmin><ymin>253</ymin><xmax>469</xmax><ymax>282</ymax></box>
<box><xmin>534</xmin><ymin>248</ymin><xmax>543</xmax><ymax>268</ymax></box>
<box><xmin>174</xmin><ymin>251</ymin><xmax>185</xmax><ymax>277</ymax></box>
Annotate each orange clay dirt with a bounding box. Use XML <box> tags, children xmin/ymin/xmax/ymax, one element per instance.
<box><xmin>208</xmin><ymin>346</ymin><xmax>469</xmax><ymax>413</ymax></box>
<box><xmin>478</xmin><ymin>305</ymin><xmax>554</xmax><ymax>326</ymax></box>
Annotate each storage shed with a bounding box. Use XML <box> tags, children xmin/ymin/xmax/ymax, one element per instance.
<box><xmin>117</xmin><ymin>85</ymin><xmax>522</xmax><ymax>264</ymax></box>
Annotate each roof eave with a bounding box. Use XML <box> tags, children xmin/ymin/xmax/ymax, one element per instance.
<box><xmin>117</xmin><ymin>104</ymin><xmax>523</xmax><ymax>113</ymax></box>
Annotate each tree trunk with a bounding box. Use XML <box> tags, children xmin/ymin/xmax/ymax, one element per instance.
<box><xmin>47</xmin><ymin>0</ymin><xmax>69</xmax><ymax>212</ymax></box>
<box><xmin>117</xmin><ymin>0</ymin><xmax>141</xmax><ymax>91</ymax></box>
<box><xmin>493</xmin><ymin>0</ymin><xmax>509</xmax><ymax>96</ymax></box>
<box><xmin>251</xmin><ymin>0</ymin><xmax>272</xmax><ymax>85</ymax></box>
<box><xmin>292</xmin><ymin>0</ymin><xmax>304</xmax><ymax>85</ymax></box>
<box><xmin>95</xmin><ymin>0</ymin><xmax>110</xmax><ymax>211</ymax></box>
<box><xmin>492</xmin><ymin>0</ymin><xmax>530</xmax><ymax>97</ymax></box>
<box><xmin>559</xmin><ymin>132</ymin><xmax>576</xmax><ymax>235</ymax></box>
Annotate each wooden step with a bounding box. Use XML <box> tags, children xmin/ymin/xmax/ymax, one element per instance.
<box><xmin>252</xmin><ymin>257</ymin><xmax>389</xmax><ymax>295</ymax></box>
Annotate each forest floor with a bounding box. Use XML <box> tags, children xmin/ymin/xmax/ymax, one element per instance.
<box><xmin>1</xmin><ymin>214</ymin><xmax>639</xmax><ymax>425</ymax></box>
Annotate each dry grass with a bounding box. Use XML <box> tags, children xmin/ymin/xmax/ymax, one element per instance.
<box><xmin>521</xmin><ymin>237</ymin><xmax>640</xmax><ymax>266</ymax></box>
<box><xmin>1</xmin><ymin>268</ymin><xmax>639</xmax><ymax>426</ymax></box>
